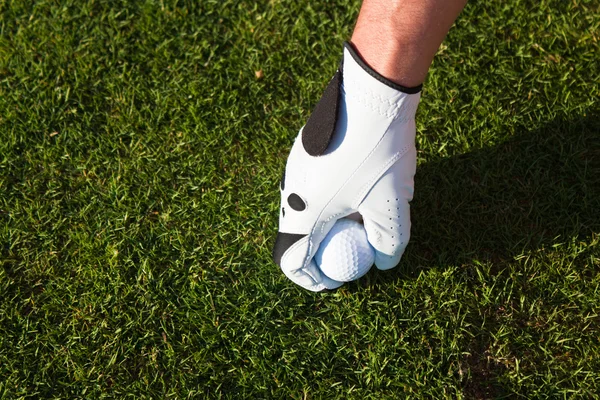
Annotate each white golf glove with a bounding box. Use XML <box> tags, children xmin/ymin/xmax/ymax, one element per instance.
<box><xmin>273</xmin><ymin>42</ymin><xmax>422</xmax><ymax>292</ymax></box>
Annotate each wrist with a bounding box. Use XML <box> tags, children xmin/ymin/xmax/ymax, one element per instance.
<box><xmin>349</xmin><ymin>33</ymin><xmax>429</xmax><ymax>88</ymax></box>
<box><xmin>350</xmin><ymin>0</ymin><xmax>467</xmax><ymax>88</ymax></box>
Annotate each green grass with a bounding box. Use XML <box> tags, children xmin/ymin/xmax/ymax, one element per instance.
<box><xmin>0</xmin><ymin>0</ymin><xmax>599</xmax><ymax>398</ymax></box>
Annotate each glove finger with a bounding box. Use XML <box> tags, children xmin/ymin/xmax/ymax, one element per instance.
<box><xmin>360</xmin><ymin>202</ymin><xmax>410</xmax><ymax>270</ymax></box>
<box><xmin>357</xmin><ymin>151</ymin><xmax>415</xmax><ymax>270</ymax></box>
<box><xmin>273</xmin><ymin>224</ymin><xmax>344</xmax><ymax>292</ymax></box>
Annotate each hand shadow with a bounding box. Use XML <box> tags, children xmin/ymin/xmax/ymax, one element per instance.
<box><xmin>337</xmin><ymin>112</ymin><xmax>599</xmax><ymax>397</ymax></box>
<box><xmin>376</xmin><ymin>111</ymin><xmax>600</xmax><ymax>281</ymax></box>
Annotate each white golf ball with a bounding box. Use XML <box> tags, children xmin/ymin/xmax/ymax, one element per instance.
<box><xmin>315</xmin><ymin>218</ymin><xmax>375</xmax><ymax>282</ymax></box>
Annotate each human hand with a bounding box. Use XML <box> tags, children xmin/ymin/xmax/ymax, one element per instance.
<box><xmin>273</xmin><ymin>43</ymin><xmax>421</xmax><ymax>292</ymax></box>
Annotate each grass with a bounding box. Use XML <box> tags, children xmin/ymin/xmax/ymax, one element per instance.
<box><xmin>0</xmin><ymin>0</ymin><xmax>599</xmax><ymax>398</ymax></box>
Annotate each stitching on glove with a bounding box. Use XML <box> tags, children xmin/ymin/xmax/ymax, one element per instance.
<box><xmin>303</xmin><ymin>119</ymin><xmax>398</xmax><ymax>266</ymax></box>
<box><xmin>343</xmin><ymin>78</ymin><xmax>404</xmax><ymax>106</ymax></box>
<box><xmin>342</xmin><ymin>80</ymin><xmax>403</xmax><ymax>118</ymax></box>
<box><xmin>391</xmin><ymin>102</ymin><xmax>420</xmax><ymax>123</ymax></box>
<box><xmin>342</xmin><ymin>80</ymin><xmax>419</xmax><ymax>121</ymax></box>
<box><xmin>351</xmin><ymin>145</ymin><xmax>411</xmax><ymax>209</ymax></box>
<box><xmin>321</xmin><ymin>212</ymin><xmax>345</xmax><ymax>233</ymax></box>
<box><xmin>280</xmin><ymin>236</ymin><xmax>319</xmax><ymax>284</ymax></box>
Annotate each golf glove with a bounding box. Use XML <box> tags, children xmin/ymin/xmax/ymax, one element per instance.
<box><xmin>273</xmin><ymin>42</ymin><xmax>422</xmax><ymax>292</ymax></box>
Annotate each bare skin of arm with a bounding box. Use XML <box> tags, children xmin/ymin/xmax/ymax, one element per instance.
<box><xmin>351</xmin><ymin>0</ymin><xmax>468</xmax><ymax>88</ymax></box>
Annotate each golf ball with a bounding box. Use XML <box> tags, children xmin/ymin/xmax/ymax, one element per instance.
<box><xmin>315</xmin><ymin>218</ymin><xmax>375</xmax><ymax>282</ymax></box>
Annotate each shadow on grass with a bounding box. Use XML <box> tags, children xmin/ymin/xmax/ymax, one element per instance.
<box><xmin>356</xmin><ymin>111</ymin><xmax>600</xmax><ymax>398</ymax></box>
<box><xmin>402</xmin><ymin>111</ymin><xmax>600</xmax><ymax>275</ymax></box>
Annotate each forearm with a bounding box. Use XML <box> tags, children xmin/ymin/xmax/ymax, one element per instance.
<box><xmin>351</xmin><ymin>0</ymin><xmax>467</xmax><ymax>87</ymax></box>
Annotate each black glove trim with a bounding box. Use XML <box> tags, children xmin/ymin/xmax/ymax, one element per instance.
<box><xmin>273</xmin><ymin>232</ymin><xmax>307</xmax><ymax>266</ymax></box>
<box><xmin>343</xmin><ymin>41</ymin><xmax>422</xmax><ymax>94</ymax></box>
<box><xmin>302</xmin><ymin>69</ymin><xmax>342</xmax><ymax>156</ymax></box>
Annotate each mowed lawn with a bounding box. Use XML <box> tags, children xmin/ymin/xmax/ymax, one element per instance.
<box><xmin>1</xmin><ymin>0</ymin><xmax>599</xmax><ymax>398</ymax></box>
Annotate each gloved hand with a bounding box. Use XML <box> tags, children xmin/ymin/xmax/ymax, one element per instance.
<box><xmin>273</xmin><ymin>42</ymin><xmax>422</xmax><ymax>292</ymax></box>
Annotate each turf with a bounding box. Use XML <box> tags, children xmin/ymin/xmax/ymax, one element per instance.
<box><xmin>0</xmin><ymin>0</ymin><xmax>599</xmax><ymax>398</ymax></box>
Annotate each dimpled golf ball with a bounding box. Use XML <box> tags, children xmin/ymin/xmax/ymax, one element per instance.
<box><xmin>315</xmin><ymin>218</ymin><xmax>375</xmax><ymax>282</ymax></box>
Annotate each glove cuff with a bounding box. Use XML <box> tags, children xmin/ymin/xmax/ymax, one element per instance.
<box><xmin>302</xmin><ymin>41</ymin><xmax>421</xmax><ymax>157</ymax></box>
<box><xmin>340</xmin><ymin>42</ymin><xmax>421</xmax><ymax>123</ymax></box>
<box><xmin>343</xmin><ymin>41</ymin><xmax>422</xmax><ymax>94</ymax></box>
